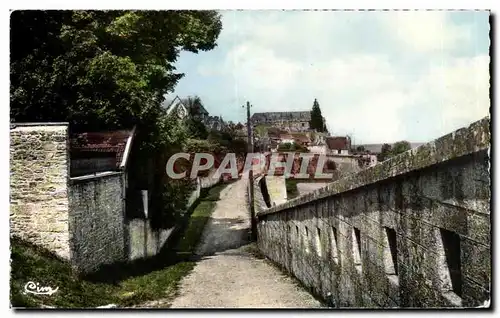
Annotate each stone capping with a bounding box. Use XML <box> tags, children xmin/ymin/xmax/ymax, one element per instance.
<box><xmin>70</xmin><ymin>171</ymin><xmax>123</xmax><ymax>183</ymax></box>
<box><xmin>10</xmin><ymin>122</ymin><xmax>69</xmax><ymax>128</ymax></box>
<box><xmin>257</xmin><ymin>116</ymin><xmax>490</xmax><ymax>217</ymax></box>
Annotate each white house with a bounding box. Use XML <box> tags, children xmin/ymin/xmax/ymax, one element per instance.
<box><xmin>325</xmin><ymin>136</ymin><xmax>350</xmax><ymax>155</ymax></box>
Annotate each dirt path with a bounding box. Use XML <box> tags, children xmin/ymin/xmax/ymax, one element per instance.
<box><xmin>169</xmin><ymin>178</ymin><xmax>322</xmax><ymax>308</ymax></box>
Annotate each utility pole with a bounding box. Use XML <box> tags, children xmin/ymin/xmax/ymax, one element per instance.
<box><xmin>244</xmin><ymin>101</ymin><xmax>257</xmax><ymax>241</ymax></box>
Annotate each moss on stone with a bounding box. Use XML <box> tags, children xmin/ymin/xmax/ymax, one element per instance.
<box><xmin>258</xmin><ymin>117</ymin><xmax>490</xmax><ymax>218</ymax></box>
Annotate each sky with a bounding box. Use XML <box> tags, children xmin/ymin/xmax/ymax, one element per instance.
<box><xmin>170</xmin><ymin>10</ymin><xmax>490</xmax><ymax>144</ymax></box>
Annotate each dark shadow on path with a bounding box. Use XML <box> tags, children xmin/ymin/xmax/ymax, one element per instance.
<box><xmin>193</xmin><ymin>217</ymin><xmax>252</xmax><ymax>257</ymax></box>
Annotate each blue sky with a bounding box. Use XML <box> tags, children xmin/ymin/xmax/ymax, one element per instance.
<box><xmin>170</xmin><ymin>10</ymin><xmax>490</xmax><ymax>144</ymax></box>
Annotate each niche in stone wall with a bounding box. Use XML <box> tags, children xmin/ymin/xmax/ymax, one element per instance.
<box><xmin>384</xmin><ymin>227</ymin><xmax>399</xmax><ymax>286</ymax></box>
<box><xmin>315</xmin><ymin>227</ymin><xmax>322</xmax><ymax>257</ymax></box>
<box><xmin>330</xmin><ymin>226</ymin><xmax>339</xmax><ymax>264</ymax></box>
<box><xmin>304</xmin><ymin>226</ymin><xmax>310</xmax><ymax>254</ymax></box>
<box><xmin>438</xmin><ymin>228</ymin><xmax>463</xmax><ymax>298</ymax></box>
<box><xmin>352</xmin><ymin>227</ymin><xmax>362</xmax><ymax>274</ymax></box>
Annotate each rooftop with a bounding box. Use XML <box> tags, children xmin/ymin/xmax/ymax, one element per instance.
<box><xmin>164</xmin><ymin>95</ymin><xmax>209</xmax><ymax>117</ymax></box>
<box><xmin>70</xmin><ymin>128</ymin><xmax>135</xmax><ymax>169</ymax></box>
<box><xmin>325</xmin><ymin>136</ymin><xmax>350</xmax><ymax>151</ymax></box>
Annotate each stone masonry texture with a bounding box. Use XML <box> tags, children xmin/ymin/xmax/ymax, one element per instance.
<box><xmin>10</xmin><ymin>123</ymin><xmax>177</xmax><ymax>274</ymax></box>
<box><xmin>69</xmin><ymin>173</ymin><xmax>126</xmax><ymax>273</ymax></box>
<box><xmin>256</xmin><ymin>117</ymin><xmax>491</xmax><ymax>308</ymax></box>
<box><xmin>10</xmin><ymin>124</ymin><xmax>71</xmax><ymax>260</ymax></box>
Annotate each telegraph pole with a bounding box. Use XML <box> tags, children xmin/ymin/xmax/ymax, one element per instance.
<box><xmin>244</xmin><ymin>101</ymin><xmax>257</xmax><ymax>241</ymax></box>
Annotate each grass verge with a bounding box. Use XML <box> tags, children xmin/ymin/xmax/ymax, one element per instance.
<box><xmin>10</xmin><ymin>182</ymin><xmax>228</xmax><ymax>309</ymax></box>
<box><xmin>285</xmin><ymin>179</ymin><xmax>300</xmax><ymax>200</ymax></box>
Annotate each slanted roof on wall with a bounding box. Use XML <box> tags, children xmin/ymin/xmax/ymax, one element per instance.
<box><xmin>70</xmin><ymin>127</ymin><xmax>136</xmax><ymax>170</ymax></box>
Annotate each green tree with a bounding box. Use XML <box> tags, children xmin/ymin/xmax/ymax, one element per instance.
<box><xmin>377</xmin><ymin>143</ymin><xmax>392</xmax><ymax>162</ymax></box>
<box><xmin>185</xmin><ymin>116</ymin><xmax>209</xmax><ymax>140</ymax></box>
<box><xmin>10</xmin><ymin>10</ymin><xmax>222</xmax><ymax>228</ymax></box>
<box><xmin>278</xmin><ymin>142</ymin><xmax>309</xmax><ymax>153</ymax></box>
<box><xmin>10</xmin><ymin>10</ymin><xmax>222</xmax><ymax>132</ymax></box>
<box><xmin>322</xmin><ymin>121</ymin><xmax>328</xmax><ymax>134</ymax></box>
<box><xmin>254</xmin><ymin>125</ymin><xmax>268</xmax><ymax>139</ymax></box>
<box><xmin>390</xmin><ymin>141</ymin><xmax>411</xmax><ymax>156</ymax></box>
<box><xmin>183</xmin><ymin>96</ymin><xmax>206</xmax><ymax>119</ymax></box>
<box><xmin>207</xmin><ymin>129</ymin><xmax>247</xmax><ymax>156</ymax></box>
<box><xmin>310</xmin><ymin>98</ymin><xmax>326</xmax><ymax>133</ymax></box>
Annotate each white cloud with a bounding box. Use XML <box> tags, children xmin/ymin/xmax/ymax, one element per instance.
<box><xmin>195</xmin><ymin>11</ymin><xmax>489</xmax><ymax>143</ymax></box>
<box><xmin>412</xmin><ymin>55</ymin><xmax>490</xmax><ymax>135</ymax></box>
<box><xmin>331</xmin><ymin>91</ymin><xmax>409</xmax><ymax>143</ymax></box>
<box><xmin>382</xmin><ymin>11</ymin><xmax>472</xmax><ymax>53</ymax></box>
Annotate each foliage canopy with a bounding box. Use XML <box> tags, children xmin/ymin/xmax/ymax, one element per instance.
<box><xmin>10</xmin><ymin>10</ymin><xmax>222</xmax><ymax>133</ymax></box>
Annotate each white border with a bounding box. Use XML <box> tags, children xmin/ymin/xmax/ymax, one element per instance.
<box><xmin>0</xmin><ymin>1</ymin><xmax>497</xmax><ymax>10</ymax></box>
<box><xmin>1</xmin><ymin>1</ymin><xmax>497</xmax><ymax>318</ymax></box>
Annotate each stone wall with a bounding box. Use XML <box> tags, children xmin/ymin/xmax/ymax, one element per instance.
<box><xmin>71</xmin><ymin>157</ymin><xmax>116</xmax><ymax>177</ymax></box>
<box><xmin>308</xmin><ymin>145</ymin><xmax>327</xmax><ymax>154</ymax></box>
<box><xmin>128</xmin><ymin>168</ymin><xmax>221</xmax><ymax>261</ymax></box>
<box><xmin>187</xmin><ymin>169</ymin><xmax>222</xmax><ymax>208</ymax></box>
<box><xmin>128</xmin><ymin>219</ymin><xmax>175</xmax><ymax>261</ymax></box>
<box><xmin>10</xmin><ymin>123</ymin><xmax>185</xmax><ymax>273</ymax></box>
<box><xmin>10</xmin><ymin>123</ymin><xmax>71</xmax><ymax>259</ymax></box>
<box><xmin>263</xmin><ymin>153</ymin><xmax>340</xmax><ymax>179</ymax></box>
<box><xmin>296</xmin><ymin>182</ymin><xmax>329</xmax><ymax>196</ymax></box>
<box><xmin>327</xmin><ymin>155</ymin><xmax>361</xmax><ymax>176</ymax></box>
<box><xmin>256</xmin><ymin>117</ymin><xmax>490</xmax><ymax>308</ymax></box>
<box><xmin>68</xmin><ymin>172</ymin><xmax>126</xmax><ymax>273</ymax></box>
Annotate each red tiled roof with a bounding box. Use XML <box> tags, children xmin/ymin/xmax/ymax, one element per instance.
<box><xmin>70</xmin><ymin>129</ymin><xmax>134</xmax><ymax>168</ymax></box>
<box><xmin>326</xmin><ymin>136</ymin><xmax>350</xmax><ymax>150</ymax></box>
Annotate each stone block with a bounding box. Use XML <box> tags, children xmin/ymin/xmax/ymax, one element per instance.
<box><xmin>461</xmin><ymin>277</ymin><xmax>490</xmax><ymax>307</ymax></box>
<box><xmin>461</xmin><ymin>239</ymin><xmax>490</xmax><ymax>289</ymax></box>
<box><xmin>255</xmin><ymin>117</ymin><xmax>491</xmax><ymax>308</ymax></box>
<box><xmin>465</xmin><ymin>212</ymin><xmax>491</xmax><ymax>245</ymax></box>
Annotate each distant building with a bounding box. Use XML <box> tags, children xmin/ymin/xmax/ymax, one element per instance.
<box><xmin>164</xmin><ymin>95</ymin><xmax>209</xmax><ymax>121</ymax></box>
<box><xmin>251</xmin><ymin>111</ymin><xmax>312</xmax><ymax>132</ymax></box>
<box><xmin>307</xmin><ymin>145</ymin><xmax>327</xmax><ymax>154</ymax></box>
<box><xmin>325</xmin><ymin>136</ymin><xmax>351</xmax><ymax>155</ymax></box>
<box><xmin>279</xmin><ymin>133</ymin><xmax>295</xmax><ymax>144</ymax></box>
<box><xmin>357</xmin><ymin>153</ymin><xmax>378</xmax><ymax>168</ymax></box>
<box><xmin>291</xmin><ymin>133</ymin><xmax>311</xmax><ymax>146</ymax></box>
<box><xmin>163</xmin><ymin>95</ymin><xmax>225</xmax><ymax>131</ymax></box>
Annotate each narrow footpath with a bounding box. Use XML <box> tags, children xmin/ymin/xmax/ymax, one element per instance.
<box><xmin>169</xmin><ymin>178</ymin><xmax>322</xmax><ymax>308</ymax></box>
